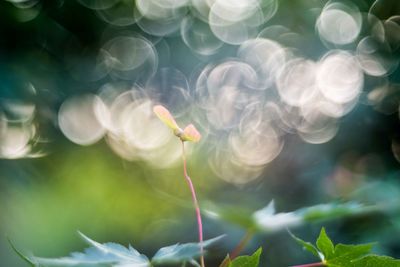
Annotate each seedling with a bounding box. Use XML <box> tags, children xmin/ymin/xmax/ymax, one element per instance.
<box><xmin>153</xmin><ymin>105</ymin><xmax>204</xmax><ymax>267</ymax></box>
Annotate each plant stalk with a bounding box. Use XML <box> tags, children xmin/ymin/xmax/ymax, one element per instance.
<box><xmin>182</xmin><ymin>141</ymin><xmax>205</xmax><ymax>267</ymax></box>
<box><xmin>218</xmin><ymin>229</ymin><xmax>255</xmax><ymax>267</ymax></box>
<box><xmin>229</xmin><ymin>229</ymin><xmax>255</xmax><ymax>260</ymax></box>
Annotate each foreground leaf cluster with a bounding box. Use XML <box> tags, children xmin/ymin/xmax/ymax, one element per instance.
<box><xmin>291</xmin><ymin>228</ymin><xmax>400</xmax><ymax>267</ymax></box>
<box><xmin>11</xmin><ymin>233</ymin><xmax>223</xmax><ymax>267</ymax></box>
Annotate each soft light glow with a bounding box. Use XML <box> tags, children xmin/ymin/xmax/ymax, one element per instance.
<box><xmin>317</xmin><ymin>2</ymin><xmax>362</xmax><ymax>45</ymax></box>
<box><xmin>58</xmin><ymin>94</ymin><xmax>106</xmax><ymax>146</ymax></box>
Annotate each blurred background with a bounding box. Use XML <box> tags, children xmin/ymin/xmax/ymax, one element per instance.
<box><xmin>1</xmin><ymin>0</ymin><xmax>400</xmax><ymax>266</ymax></box>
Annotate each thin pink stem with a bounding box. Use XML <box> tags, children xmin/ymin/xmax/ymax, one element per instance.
<box><xmin>182</xmin><ymin>141</ymin><xmax>205</xmax><ymax>267</ymax></box>
<box><xmin>290</xmin><ymin>262</ymin><xmax>326</xmax><ymax>267</ymax></box>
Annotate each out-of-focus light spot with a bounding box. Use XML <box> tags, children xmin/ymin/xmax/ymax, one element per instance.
<box><xmin>276</xmin><ymin>58</ymin><xmax>318</xmax><ymax>107</ymax></box>
<box><xmin>190</xmin><ymin>0</ymin><xmax>215</xmax><ymax>23</ymax></box>
<box><xmin>191</xmin><ymin>0</ymin><xmax>212</xmax><ymax>21</ymax></box>
<box><xmin>0</xmin><ymin>113</ymin><xmax>7</xmax><ymax>136</ymax></box>
<box><xmin>181</xmin><ymin>16</ymin><xmax>224</xmax><ymax>56</ymax></box>
<box><xmin>368</xmin><ymin>14</ymin><xmax>385</xmax><ymax>42</ymax></box>
<box><xmin>98</xmin><ymin>82</ymin><xmax>133</xmax><ymax>107</ymax></box>
<box><xmin>120</xmin><ymin>100</ymin><xmax>171</xmax><ymax>151</ymax></box>
<box><xmin>103</xmin><ymin>35</ymin><xmax>158</xmax><ymax>82</ymax></box>
<box><xmin>135</xmin><ymin>0</ymin><xmax>188</xmax><ymax>36</ymax></box>
<box><xmin>367</xmin><ymin>84</ymin><xmax>388</xmax><ymax>105</ymax></box>
<box><xmin>195</xmin><ymin>60</ymin><xmax>260</xmax><ymax>130</ymax></box>
<box><xmin>368</xmin><ymin>83</ymin><xmax>400</xmax><ymax>115</ymax></box>
<box><xmin>209</xmin><ymin>144</ymin><xmax>264</xmax><ymax>185</ymax></box>
<box><xmin>230</xmin><ymin>122</ymin><xmax>283</xmax><ymax>166</ymax></box>
<box><xmin>209</xmin><ymin>14</ymin><xmax>256</xmax><ymax>45</ymax></box>
<box><xmin>136</xmin><ymin>0</ymin><xmax>188</xmax><ymax>20</ymax></box>
<box><xmin>139</xmin><ymin>137</ymin><xmax>182</xmax><ymax>168</ymax></box>
<box><xmin>210</xmin><ymin>0</ymin><xmax>262</xmax><ymax>24</ymax></box>
<box><xmin>58</xmin><ymin>94</ymin><xmax>106</xmax><ymax>146</ymax></box>
<box><xmin>206</xmin><ymin>61</ymin><xmax>259</xmax><ymax>92</ymax></box>
<box><xmin>107</xmin><ymin>89</ymin><xmax>144</xmax><ymax>135</ymax></box>
<box><xmin>102</xmin><ymin>88</ymin><xmax>183</xmax><ymax>168</ymax></box>
<box><xmin>238</xmin><ymin>38</ymin><xmax>287</xmax><ymax>89</ymax></box>
<box><xmin>146</xmin><ymin>67</ymin><xmax>191</xmax><ymax>118</ymax></box>
<box><xmin>95</xmin><ymin>1</ymin><xmax>139</xmax><ymax>26</ymax></box>
<box><xmin>326</xmin><ymin>164</ymin><xmax>362</xmax><ymax>197</ymax></box>
<box><xmin>258</xmin><ymin>25</ymin><xmax>304</xmax><ymax>48</ymax></box>
<box><xmin>297</xmin><ymin>108</ymin><xmax>339</xmax><ymax>144</ymax></box>
<box><xmin>13</xmin><ymin>2</ymin><xmax>42</xmax><ymax>22</ymax></box>
<box><xmin>317</xmin><ymin>97</ymin><xmax>358</xmax><ymax>118</ymax></box>
<box><xmin>208</xmin><ymin>0</ymin><xmax>277</xmax><ymax>45</ymax></box>
<box><xmin>137</xmin><ymin>12</ymin><xmax>185</xmax><ymax>37</ymax></box>
<box><xmin>317</xmin><ymin>50</ymin><xmax>363</xmax><ymax>104</ymax></box>
<box><xmin>356</xmin><ymin>36</ymin><xmax>398</xmax><ymax>77</ymax></box>
<box><xmin>0</xmin><ymin>125</ymin><xmax>34</xmax><ymax>159</ymax></box>
<box><xmin>2</xmin><ymin>100</ymin><xmax>35</xmax><ymax>123</ymax></box>
<box><xmin>105</xmin><ymin>36</ymin><xmax>150</xmax><ymax>71</ymax></box>
<box><xmin>317</xmin><ymin>2</ymin><xmax>362</xmax><ymax>45</ymax></box>
<box><xmin>261</xmin><ymin>102</ymin><xmax>289</xmax><ymax>135</ymax></box>
<box><xmin>384</xmin><ymin>16</ymin><xmax>400</xmax><ymax>50</ymax></box>
<box><xmin>7</xmin><ymin>0</ymin><xmax>40</xmax><ymax>8</ymax></box>
<box><xmin>205</xmin><ymin>85</ymin><xmax>243</xmax><ymax>129</ymax></box>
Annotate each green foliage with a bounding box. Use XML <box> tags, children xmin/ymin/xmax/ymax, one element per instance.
<box><xmin>289</xmin><ymin>231</ymin><xmax>320</xmax><ymax>258</ymax></box>
<box><xmin>352</xmin><ymin>255</ymin><xmax>400</xmax><ymax>267</ymax></box>
<box><xmin>205</xmin><ymin>200</ymin><xmax>377</xmax><ymax>233</ymax></box>
<box><xmin>222</xmin><ymin>248</ymin><xmax>262</xmax><ymax>267</ymax></box>
<box><xmin>12</xmin><ymin>233</ymin><xmax>223</xmax><ymax>267</ymax></box>
<box><xmin>299</xmin><ymin>203</ymin><xmax>366</xmax><ymax>222</ymax></box>
<box><xmin>291</xmin><ymin>227</ymin><xmax>400</xmax><ymax>266</ymax></box>
<box><xmin>203</xmin><ymin>201</ymin><xmax>255</xmax><ymax>229</ymax></box>
<box><xmin>316</xmin><ymin>228</ymin><xmax>334</xmax><ymax>260</ymax></box>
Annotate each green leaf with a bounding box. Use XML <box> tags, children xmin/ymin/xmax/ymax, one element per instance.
<box><xmin>151</xmin><ymin>235</ymin><xmax>224</xmax><ymax>265</ymax></box>
<box><xmin>298</xmin><ymin>202</ymin><xmax>364</xmax><ymax>222</ymax></box>
<box><xmin>32</xmin><ymin>232</ymin><xmax>150</xmax><ymax>266</ymax></box>
<box><xmin>227</xmin><ymin>248</ymin><xmax>262</xmax><ymax>267</ymax></box>
<box><xmin>290</xmin><ymin>227</ymin><xmax>400</xmax><ymax>267</ymax></box>
<box><xmin>316</xmin><ymin>228</ymin><xmax>334</xmax><ymax>260</ymax></box>
<box><xmin>328</xmin><ymin>243</ymin><xmax>373</xmax><ymax>265</ymax></box>
<box><xmin>288</xmin><ymin>231</ymin><xmax>320</xmax><ymax>258</ymax></box>
<box><xmin>351</xmin><ymin>255</ymin><xmax>400</xmax><ymax>267</ymax></box>
<box><xmin>206</xmin><ymin>200</ymin><xmax>374</xmax><ymax>234</ymax></box>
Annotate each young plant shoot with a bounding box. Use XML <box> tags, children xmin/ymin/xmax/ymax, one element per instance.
<box><xmin>153</xmin><ymin>105</ymin><xmax>204</xmax><ymax>267</ymax></box>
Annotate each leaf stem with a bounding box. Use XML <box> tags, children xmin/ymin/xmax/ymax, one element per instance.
<box><xmin>290</xmin><ymin>262</ymin><xmax>326</xmax><ymax>267</ymax></box>
<box><xmin>182</xmin><ymin>141</ymin><xmax>205</xmax><ymax>267</ymax></box>
<box><xmin>230</xmin><ymin>229</ymin><xmax>255</xmax><ymax>259</ymax></box>
<box><xmin>218</xmin><ymin>229</ymin><xmax>255</xmax><ymax>267</ymax></box>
